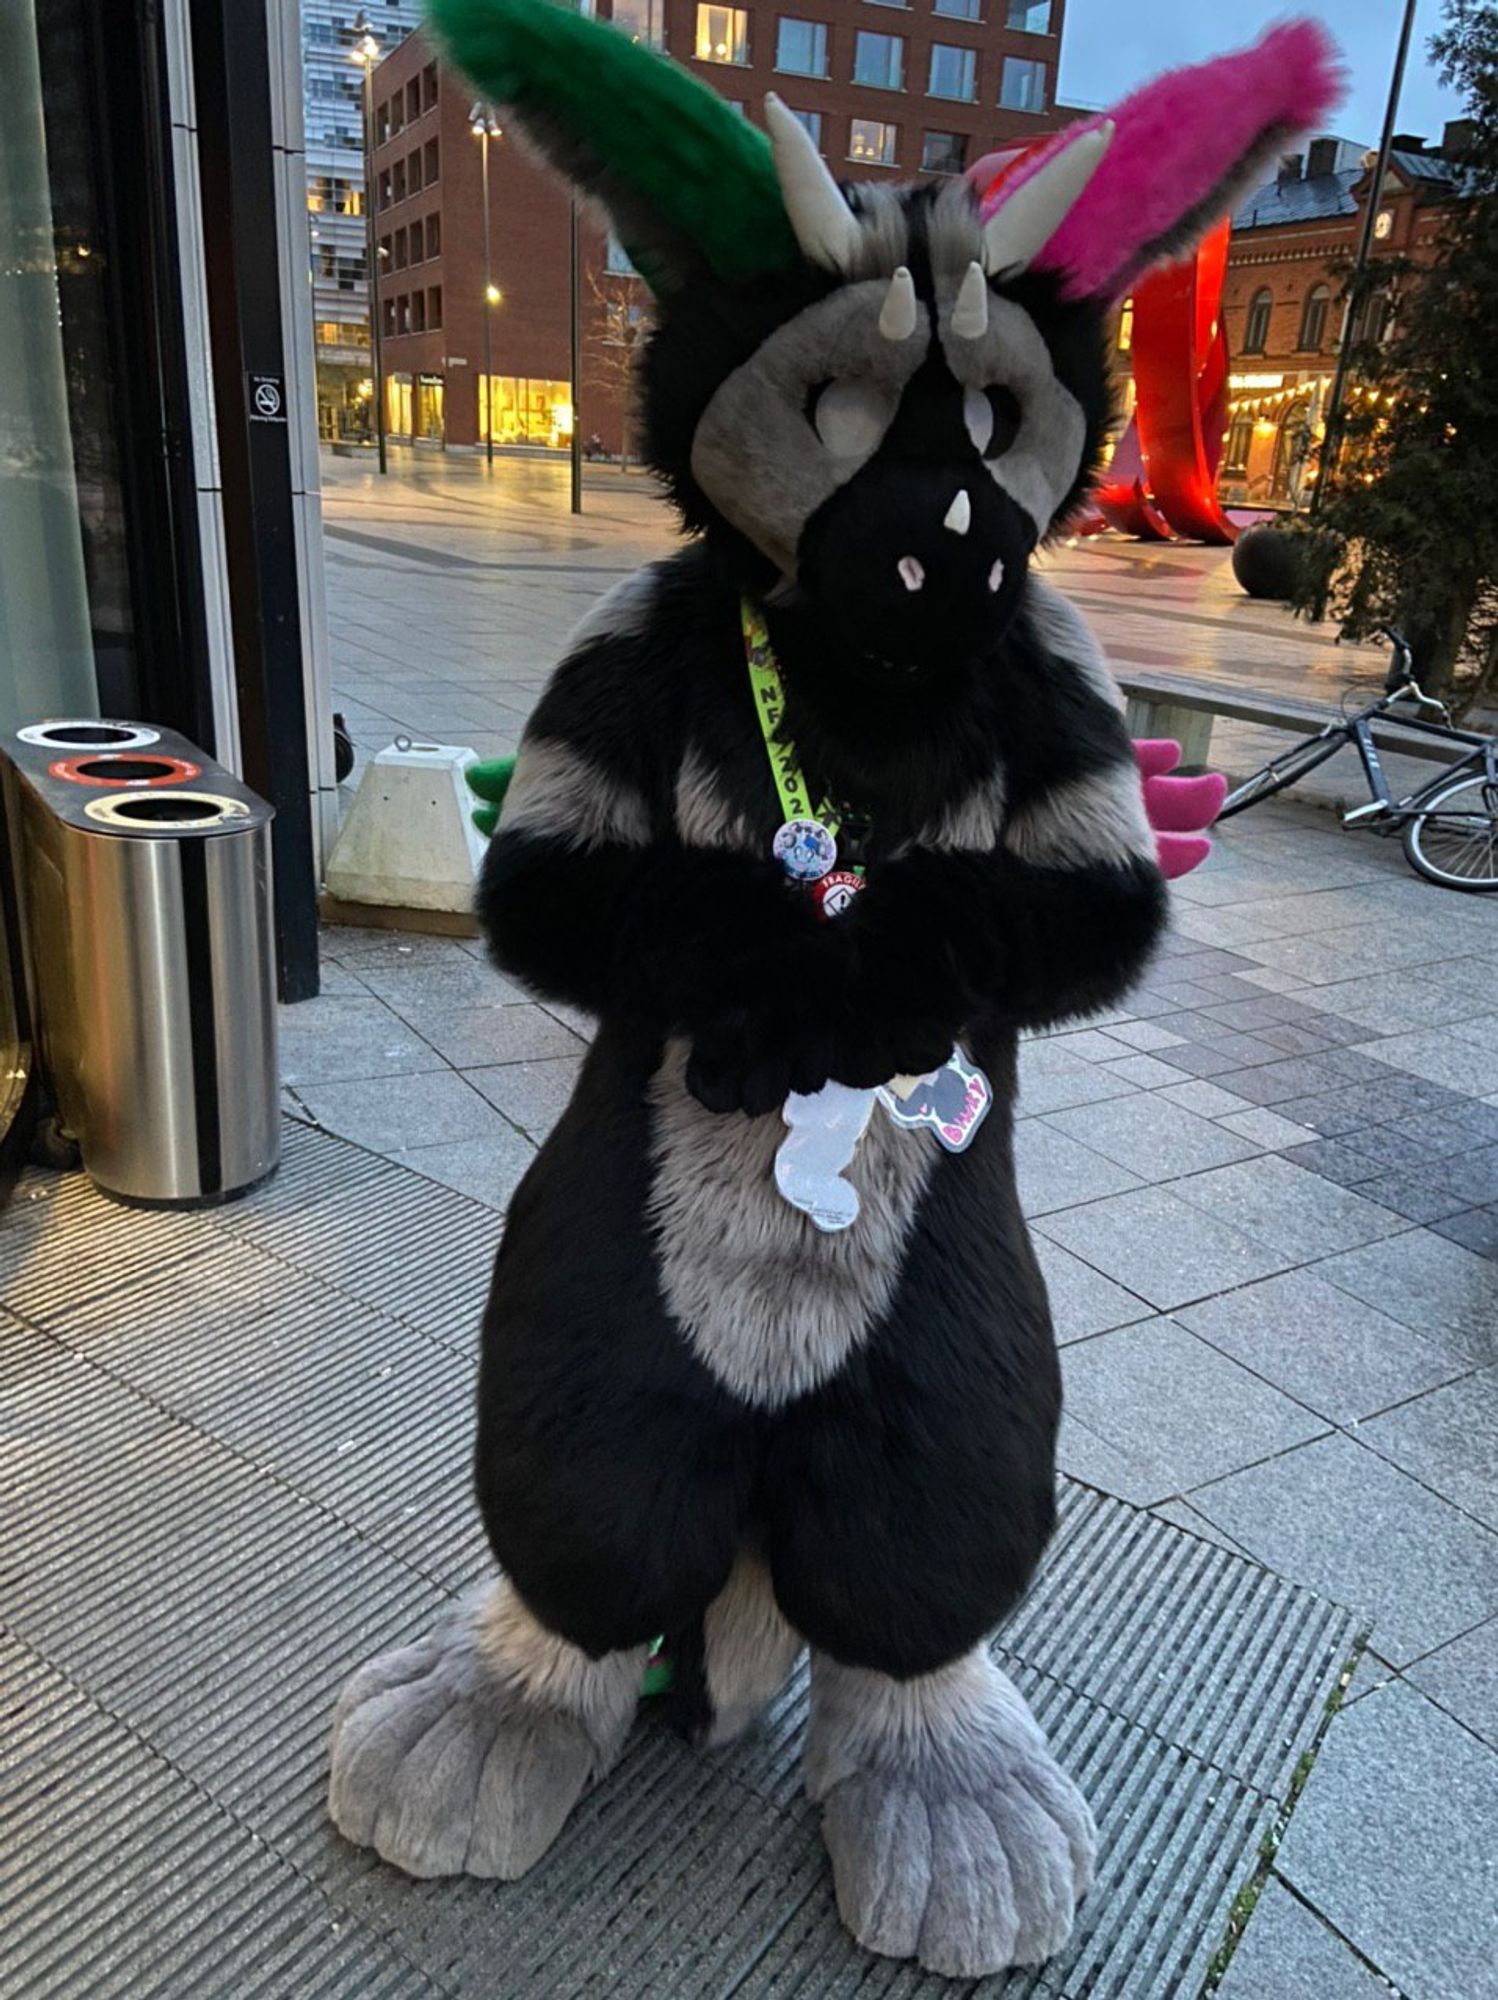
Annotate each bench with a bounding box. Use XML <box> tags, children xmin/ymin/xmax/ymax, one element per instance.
<box><xmin>1116</xmin><ymin>671</ymin><xmax>1464</xmax><ymax>772</ymax></box>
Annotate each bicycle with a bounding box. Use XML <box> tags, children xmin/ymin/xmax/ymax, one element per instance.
<box><xmin>1217</xmin><ymin>630</ymin><xmax>1498</xmax><ymax>892</ymax></box>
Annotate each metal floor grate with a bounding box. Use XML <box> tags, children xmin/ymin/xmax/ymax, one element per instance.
<box><xmin>0</xmin><ymin>1120</ymin><xmax>1359</xmax><ymax>1999</ymax></box>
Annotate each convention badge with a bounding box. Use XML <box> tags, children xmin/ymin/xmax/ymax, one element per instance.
<box><xmin>877</xmin><ymin>1045</ymin><xmax>992</xmax><ymax>1154</ymax></box>
<box><xmin>774</xmin><ymin>1081</ymin><xmax>880</xmax><ymax>1234</ymax></box>
<box><xmin>773</xmin><ymin>818</ymin><xmax>837</xmax><ymax>882</ymax></box>
<box><xmin>811</xmin><ymin>869</ymin><xmax>865</xmax><ymax>921</ymax></box>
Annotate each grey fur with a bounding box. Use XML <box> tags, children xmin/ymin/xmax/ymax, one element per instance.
<box><xmin>566</xmin><ymin>564</ymin><xmax>661</xmax><ymax>653</ymax></box>
<box><xmin>1005</xmin><ymin>764</ymin><xmax>1156</xmax><ymax>872</ymax></box>
<box><xmin>843</xmin><ymin>183</ymin><xmax>914</xmax><ymax>279</ymax></box>
<box><xmin>701</xmin><ymin>1546</ymin><xmax>805</xmax><ymax>1746</ymax></box>
<box><xmin>328</xmin><ymin>1581</ymin><xmax>645</xmax><ymax>1881</ymax></box>
<box><xmin>499</xmin><ymin>734</ymin><xmax>652</xmax><ymax>849</ymax></box>
<box><xmin>924</xmin><ymin>178</ymin><xmax>990</xmax><ymax>284</ymax></box>
<box><xmin>914</xmin><ymin>770</ymin><xmax>1007</xmax><ymax>852</ymax></box>
<box><xmin>675</xmin><ymin>742</ymin><xmax>759</xmax><ymax>852</ymax></box>
<box><xmin>1020</xmin><ymin>575</ymin><xmax>1127</xmax><ymax>714</ymax></box>
<box><xmin>646</xmin><ymin>1039</ymin><xmax>935</xmax><ymax>1408</ymax></box>
<box><xmin>805</xmin><ymin>1646</ymin><xmax>1096</xmax><ymax>1977</ymax></box>
<box><xmin>937</xmin><ymin>286</ymin><xmax>1088</xmax><ymax>535</ymax></box>
<box><xmin>691</xmin><ymin>280</ymin><xmax>929</xmax><ymax>578</ymax></box>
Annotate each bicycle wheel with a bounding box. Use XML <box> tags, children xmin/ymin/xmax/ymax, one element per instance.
<box><xmin>1403</xmin><ymin>771</ymin><xmax>1498</xmax><ymax>892</ymax></box>
<box><xmin>1217</xmin><ymin>734</ymin><xmax>1343</xmax><ymax>820</ymax></box>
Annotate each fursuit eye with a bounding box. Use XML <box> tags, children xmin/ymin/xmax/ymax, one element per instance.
<box><xmin>964</xmin><ymin>386</ymin><xmax>1024</xmax><ymax>460</ymax></box>
<box><xmin>810</xmin><ymin>379</ymin><xmax>892</xmax><ymax>459</ymax></box>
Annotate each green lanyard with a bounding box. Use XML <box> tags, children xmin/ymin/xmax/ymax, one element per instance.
<box><xmin>741</xmin><ymin>598</ymin><xmax>840</xmax><ymax>838</ymax></box>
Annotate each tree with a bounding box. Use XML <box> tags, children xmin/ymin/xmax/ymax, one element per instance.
<box><xmin>1292</xmin><ymin>0</ymin><xmax>1498</xmax><ymax>715</ymax></box>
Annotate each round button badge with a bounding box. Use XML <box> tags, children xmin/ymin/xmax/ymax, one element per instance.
<box><xmin>772</xmin><ymin>818</ymin><xmax>838</xmax><ymax>882</ymax></box>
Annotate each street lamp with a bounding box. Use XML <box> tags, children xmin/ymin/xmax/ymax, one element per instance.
<box><xmin>351</xmin><ymin>9</ymin><xmax>387</xmax><ymax>474</ymax></box>
<box><xmin>470</xmin><ymin>102</ymin><xmax>503</xmax><ymax>469</ymax></box>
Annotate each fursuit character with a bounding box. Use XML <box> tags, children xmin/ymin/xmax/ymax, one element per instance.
<box><xmin>328</xmin><ymin>9</ymin><xmax>1340</xmax><ymax>1976</ymax></box>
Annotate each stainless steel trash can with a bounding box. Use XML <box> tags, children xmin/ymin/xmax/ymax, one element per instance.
<box><xmin>1</xmin><ymin>719</ymin><xmax>279</xmax><ymax>1206</ymax></box>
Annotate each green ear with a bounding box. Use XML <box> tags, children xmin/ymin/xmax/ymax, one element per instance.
<box><xmin>425</xmin><ymin>0</ymin><xmax>799</xmax><ymax>291</ymax></box>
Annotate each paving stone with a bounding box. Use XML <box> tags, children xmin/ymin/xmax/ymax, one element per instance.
<box><xmin>1033</xmin><ymin>1237</ymin><xmax>1155</xmax><ymax>1345</ymax></box>
<box><xmin>289</xmin><ymin>1070</ymin><xmax>514</xmax><ymax>1154</ymax></box>
<box><xmin>1060</xmin><ymin>1319</ymin><xmax>1326</xmax><ymax>1504</ymax></box>
<box><xmin>1199</xmin><ymin>996</ymin><xmax>1320</xmax><ymax>1032</ymax></box>
<box><xmin>1353</xmin><ymin>1173</ymin><xmax>1474</xmax><ymax>1225</ymax></box>
<box><xmin>1448</xmin><ymin>1011</ymin><xmax>1498</xmax><ymax>1055</ymax></box>
<box><xmin>1199</xmin><ymin>1030</ymin><xmax>1291</xmax><ymax>1067</ymax></box>
<box><xmin>1400</xmin><ymin>1102</ymin><xmax>1498</xmax><ymax>1155</ymax></box>
<box><xmin>1360</xmin><ymin>1371</ymin><xmax>1498</xmax><ymax>1531</ymax></box>
<box><xmin>394</xmin><ymin>1128</ymin><xmax>539</xmax><ymax>1211</ymax></box>
<box><xmin>1099</xmin><ymin>1019</ymin><xmax>1187</xmax><ymax>1052</ymax></box>
<box><xmin>1281</xmin><ymin>1138</ymin><xmax>1384</xmax><ymax>1189</ymax></box>
<box><xmin>1178</xmin><ymin>1267</ymin><xmax>1470</xmax><ymax>1424</ymax></box>
<box><xmin>1041</xmin><ymin>1027</ymin><xmax>1138</xmax><ymax>1064</ymax></box>
<box><xmin>1147</xmin><ymin>1499</ymin><xmax>1255</xmax><ymax>1558</ymax></box>
<box><xmin>1299</xmin><ymin>967</ymin><xmax>1498</xmax><ymax>1033</ymax></box>
<box><xmin>1217</xmin><ymin>1877</ymin><xmax>1398</xmax><ymax>2000</ymax></box>
<box><xmin>1275</xmin><ymin>1682</ymin><xmax>1498</xmax><ymax>2000</ymax></box>
<box><xmin>1433</xmin><ymin>1206</ymin><xmax>1498</xmax><ymax>1259</ymax></box>
<box><xmin>1215</xmin><ymin>1107</ymin><xmax>1319</xmax><ymax>1151</ymax></box>
<box><xmin>1149</xmin><ymin>1010</ymin><xmax>1230</xmax><ymax>1045</ymax></box>
<box><xmin>1054</xmin><ymin>1410</ymin><xmax>1166</xmax><ymax>1505</ymax></box>
<box><xmin>408</xmin><ymin>1000</ymin><xmax>584</xmax><ymax>1070</ymax></box>
<box><xmin>467</xmin><ymin>1056</ymin><xmax>585</xmax><ymax>1142</ymax></box>
<box><xmin>1044</xmin><ymin>1095</ymin><xmax>1258</xmax><ymax>1179</ymax></box>
<box><xmin>1357</xmin><ymin>1029</ymin><xmax>1498</xmax><ymax>1099</ymax></box>
<box><xmin>1155</xmin><ymin>1040</ymin><xmax>1245</xmax><ymax>1078</ymax></box>
<box><xmin>1212</xmin><ymin>1051</ymin><xmax>1396</xmax><ymax>1108</ymax></box>
<box><xmin>1016</xmin><ymin>1121</ymin><xmax>1143</xmax><ymax>1218</ymax></box>
<box><xmin>1254</xmin><ymin>1023</ymin><xmax>1343</xmax><ymax>1057</ymax></box>
<box><xmin>1158</xmin><ymin>1079</ymin><xmax>1253</xmax><ymax>1119</ymax></box>
<box><xmin>1096</xmin><ymin>1052</ymin><xmax>1188</xmax><ymax>1090</ymax></box>
<box><xmin>1037</xmin><ymin>1185</ymin><xmax>1297</xmax><ymax>1311</ymax></box>
<box><xmin>1403</xmin><ymin>1619</ymin><xmax>1498</xmax><ymax>1750</ymax></box>
<box><xmin>277</xmin><ymin>994</ymin><xmax>449</xmax><ymax>1086</ymax></box>
<box><xmin>1427</xmin><ymin>1143</ymin><xmax>1498</xmax><ymax>1209</ymax></box>
<box><xmin>358</xmin><ymin>952</ymin><xmax>529</xmax><ymax>1013</ymax></box>
<box><xmin>1164</xmin><ymin>1156</ymin><xmax>1402</xmax><ymax>1263</ymax></box>
<box><xmin>1315</xmin><ymin>1229</ymin><xmax>1498</xmax><ymax>1363</ymax></box>
<box><xmin>1192</xmin><ymin>1433</ymin><xmax>1498</xmax><ymax>1664</ymax></box>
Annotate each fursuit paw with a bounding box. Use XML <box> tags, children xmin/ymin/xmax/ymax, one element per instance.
<box><xmin>819</xmin><ymin>1731</ymin><xmax>1095</xmax><ymax>1977</ymax></box>
<box><xmin>327</xmin><ymin>1600</ymin><xmax>596</xmax><ymax>1880</ymax></box>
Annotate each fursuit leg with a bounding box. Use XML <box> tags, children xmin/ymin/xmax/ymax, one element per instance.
<box><xmin>327</xmin><ymin>1578</ymin><xmax>646</xmax><ymax>1879</ymax></box>
<box><xmin>804</xmin><ymin>1646</ymin><xmax>1096</xmax><ymax>1977</ymax></box>
<box><xmin>699</xmin><ymin>1546</ymin><xmax>804</xmax><ymax>1748</ymax></box>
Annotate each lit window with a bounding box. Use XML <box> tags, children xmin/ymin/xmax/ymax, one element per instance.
<box><xmin>854</xmin><ymin>30</ymin><xmax>903</xmax><ymax>89</ymax></box>
<box><xmin>928</xmin><ymin>43</ymin><xmax>976</xmax><ymax>101</ymax></box>
<box><xmin>921</xmin><ymin>129</ymin><xmax>966</xmax><ymax>173</ymax></box>
<box><xmin>777</xmin><ymin>17</ymin><xmax>828</xmax><ymax>76</ymax></box>
<box><xmin>999</xmin><ymin>56</ymin><xmax>1047</xmax><ymax>111</ymax></box>
<box><xmin>791</xmin><ymin>106</ymin><xmax>824</xmax><ymax>148</ymax></box>
<box><xmin>695</xmin><ymin>4</ymin><xmax>749</xmax><ymax>62</ymax></box>
<box><xmin>850</xmin><ymin>117</ymin><xmax>897</xmax><ymax>165</ymax></box>
<box><xmin>1116</xmin><ymin>298</ymin><xmax>1134</xmax><ymax>352</ymax></box>
<box><xmin>1005</xmin><ymin>0</ymin><xmax>1051</xmax><ymax>28</ymax></box>
<box><xmin>1243</xmin><ymin>288</ymin><xmax>1273</xmax><ymax>354</ymax></box>
<box><xmin>934</xmin><ymin>0</ymin><xmax>980</xmax><ymax>18</ymax></box>
<box><xmin>610</xmin><ymin>0</ymin><xmax>666</xmax><ymax>45</ymax></box>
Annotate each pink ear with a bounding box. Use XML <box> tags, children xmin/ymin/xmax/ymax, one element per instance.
<box><xmin>975</xmin><ymin>20</ymin><xmax>1344</xmax><ymax>304</ymax></box>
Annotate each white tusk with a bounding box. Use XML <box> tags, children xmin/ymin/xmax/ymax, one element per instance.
<box><xmin>879</xmin><ymin>266</ymin><xmax>919</xmax><ymax>341</ymax></box>
<box><xmin>950</xmin><ymin>261</ymin><xmax>989</xmax><ymax>339</ymax></box>
<box><xmin>982</xmin><ymin>121</ymin><xmax>1114</xmax><ymax>278</ymax></box>
<box><xmin>943</xmin><ymin>490</ymin><xmax>971</xmax><ymax>536</ymax></box>
<box><xmin>897</xmin><ymin>556</ymin><xmax>926</xmax><ymax>593</ymax></box>
<box><xmin>988</xmin><ymin>558</ymin><xmax>1005</xmax><ymax>593</ymax></box>
<box><xmin>764</xmin><ymin>92</ymin><xmax>861</xmax><ymax>273</ymax></box>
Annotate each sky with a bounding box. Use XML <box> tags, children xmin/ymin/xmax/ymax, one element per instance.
<box><xmin>1058</xmin><ymin>0</ymin><xmax>1465</xmax><ymax>150</ymax></box>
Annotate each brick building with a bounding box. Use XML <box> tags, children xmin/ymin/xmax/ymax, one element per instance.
<box><xmin>369</xmin><ymin>0</ymin><xmax>1071</xmax><ymax>455</ymax></box>
<box><xmin>1216</xmin><ymin>125</ymin><xmax>1475</xmax><ymax>508</ymax></box>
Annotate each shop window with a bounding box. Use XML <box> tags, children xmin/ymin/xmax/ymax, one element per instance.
<box><xmin>479</xmin><ymin>375</ymin><xmax>577</xmax><ymax>447</ymax></box>
<box><xmin>1298</xmin><ymin>284</ymin><xmax>1330</xmax><ymax>351</ymax></box>
<box><xmin>850</xmin><ymin>117</ymin><xmax>897</xmax><ymax>165</ymax></box>
<box><xmin>1006</xmin><ymin>0</ymin><xmax>1051</xmax><ymax>28</ymax></box>
<box><xmin>790</xmin><ymin>107</ymin><xmax>823</xmax><ymax>148</ymax></box>
<box><xmin>408</xmin><ymin>148</ymin><xmax>423</xmax><ymax>194</ymax></box>
<box><xmin>934</xmin><ymin>0</ymin><xmax>980</xmax><ymax>18</ymax></box>
<box><xmin>1243</xmin><ymin>287</ymin><xmax>1273</xmax><ymax>354</ymax></box>
<box><xmin>928</xmin><ymin>43</ymin><xmax>975</xmax><ymax>101</ymax></box>
<box><xmin>777</xmin><ymin>17</ymin><xmax>828</xmax><ymax>77</ymax></box>
<box><xmin>425</xmin><ymin>138</ymin><xmax>440</xmax><ymax>184</ymax></box>
<box><xmin>428</xmin><ymin>285</ymin><xmax>443</xmax><ymax>329</ymax></box>
<box><xmin>388</xmin><ymin>372</ymin><xmax>412</xmax><ymax>435</ymax></box>
<box><xmin>423</xmin><ymin>62</ymin><xmax>439</xmax><ymax>109</ymax></box>
<box><xmin>921</xmin><ymin>129</ymin><xmax>966</xmax><ymax>174</ymax></box>
<box><xmin>426</xmin><ymin>211</ymin><xmax>442</xmax><ymax>257</ymax></box>
<box><xmin>695</xmin><ymin>5</ymin><xmax>749</xmax><ymax>63</ymax></box>
<box><xmin>854</xmin><ymin>30</ymin><xmax>903</xmax><ymax>88</ymax></box>
<box><xmin>999</xmin><ymin>55</ymin><xmax>1047</xmax><ymax>111</ymax></box>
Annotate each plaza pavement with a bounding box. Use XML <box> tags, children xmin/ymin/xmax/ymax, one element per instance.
<box><xmin>310</xmin><ymin>449</ymin><xmax>1498</xmax><ymax>1998</ymax></box>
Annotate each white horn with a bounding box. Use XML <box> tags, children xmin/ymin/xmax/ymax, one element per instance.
<box><xmin>943</xmin><ymin>489</ymin><xmax>971</xmax><ymax>536</ymax></box>
<box><xmin>982</xmin><ymin>121</ymin><xmax>1114</xmax><ymax>277</ymax></box>
<box><xmin>764</xmin><ymin>92</ymin><xmax>860</xmax><ymax>272</ymax></box>
<box><xmin>879</xmin><ymin>266</ymin><xmax>918</xmax><ymax>341</ymax></box>
<box><xmin>950</xmin><ymin>261</ymin><xmax>988</xmax><ymax>339</ymax></box>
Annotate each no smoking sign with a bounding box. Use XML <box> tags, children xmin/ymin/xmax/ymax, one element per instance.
<box><xmin>247</xmin><ymin>373</ymin><xmax>287</xmax><ymax>423</ymax></box>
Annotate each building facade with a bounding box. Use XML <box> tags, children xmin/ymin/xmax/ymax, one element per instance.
<box><xmin>1217</xmin><ymin>127</ymin><xmax>1474</xmax><ymax>509</ymax></box>
<box><xmin>370</xmin><ymin>0</ymin><xmax>1073</xmax><ymax>456</ymax></box>
<box><xmin>303</xmin><ymin>0</ymin><xmax>421</xmax><ymax>437</ymax></box>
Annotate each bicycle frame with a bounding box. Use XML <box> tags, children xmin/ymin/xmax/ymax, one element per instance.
<box><xmin>1340</xmin><ymin>707</ymin><xmax>1498</xmax><ymax>828</ymax></box>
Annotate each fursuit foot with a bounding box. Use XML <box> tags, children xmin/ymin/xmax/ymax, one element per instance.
<box><xmin>807</xmin><ymin>1649</ymin><xmax>1096</xmax><ymax>1979</ymax></box>
<box><xmin>327</xmin><ymin>1583</ymin><xmax>644</xmax><ymax>1880</ymax></box>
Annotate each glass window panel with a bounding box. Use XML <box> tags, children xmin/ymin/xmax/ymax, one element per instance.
<box><xmin>928</xmin><ymin>43</ymin><xmax>976</xmax><ymax>101</ymax></box>
<box><xmin>790</xmin><ymin>106</ymin><xmax>823</xmax><ymax>148</ymax></box>
<box><xmin>854</xmin><ymin>30</ymin><xmax>903</xmax><ymax>88</ymax></box>
<box><xmin>610</xmin><ymin>0</ymin><xmax>666</xmax><ymax>46</ymax></box>
<box><xmin>849</xmin><ymin>117</ymin><xmax>897</xmax><ymax>165</ymax></box>
<box><xmin>777</xmin><ymin>17</ymin><xmax>827</xmax><ymax>76</ymax></box>
<box><xmin>921</xmin><ymin>129</ymin><xmax>966</xmax><ymax>173</ymax></box>
<box><xmin>1006</xmin><ymin>0</ymin><xmax>1052</xmax><ymax>28</ymax></box>
<box><xmin>695</xmin><ymin>5</ymin><xmax>749</xmax><ymax>62</ymax></box>
<box><xmin>935</xmin><ymin>0</ymin><xmax>980</xmax><ymax>18</ymax></box>
<box><xmin>999</xmin><ymin>55</ymin><xmax>1047</xmax><ymax>111</ymax></box>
